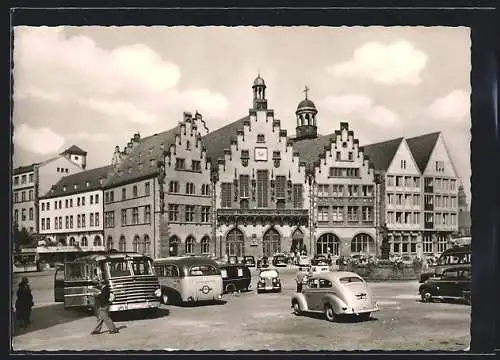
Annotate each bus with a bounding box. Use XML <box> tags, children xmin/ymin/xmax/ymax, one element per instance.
<box><xmin>154</xmin><ymin>256</ymin><xmax>223</xmax><ymax>305</ymax></box>
<box><xmin>54</xmin><ymin>252</ymin><xmax>162</xmax><ymax>312</ymax></box>
<box><xmin>13</xmin><ymin>249</ymin><xmax>39</xmax><ymax>273</ymax></box>
<box><xmin>420</xmin><ymin>243</ymin><xmax>471</xmax><ymax>283</ymax></box>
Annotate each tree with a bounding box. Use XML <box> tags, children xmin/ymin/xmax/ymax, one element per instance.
<box><xmin>380</xmin><ymin>223</ymin><xmax>390</xmax><ymax>260</ymax></box>
<box><xmin>13</xmin><ymin>224</ymin><xmax>34</xmax><ymax>252</ymax></box>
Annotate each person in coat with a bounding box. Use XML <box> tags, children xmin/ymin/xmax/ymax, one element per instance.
<box><xmin>91</xmin><ymin>280</ymin><xmax>119</xmax><ymax>335</ymax></box>
<box><xmin>16</xmin><ymin>277</ymin><xmax>34</xmax><ymax>328</ymax></box>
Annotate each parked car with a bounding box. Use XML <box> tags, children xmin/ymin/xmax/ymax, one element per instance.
<box><xmin>419</xmin><ymin>266</ymin><xmax>471</xmax><ymax>305</ymax></box>
<box><xmin>297</xmin><ymin>255</ymin><xmax>311</xmax><ymax>267</ymax></box>
<box><xmin>257</xmin><ymin>256</ymin><xmax>270</xmax><ymax>269</ymax></box>
<box><xmin>228</xmin><ymin>255</ymin><xmax>239</xmax><ymax>265</ymax></box>
<box><xmin>419</xmin><ymin>271</ymin><xmax>436</xmax><ymax>283</ymax></box>
<box><xmin>257</xmin><ymin>269</ymin><xmax>282</xmax><ymax>293</ymax></box>
<box><xmin>272</xmin><ymin>254</ymin><xmax>288</xmax><ymax>267</ymax></box>
<box><xmin>291</xmin><ymin>271</ymin><xmax>379</xmax><ymax>322</ymax></box>
<box><xmin>308</xmin><ymin>265</ymin><xmax>330</xmax><ymax>277</ymax></box>
<box><xmin>242</xmin><ymin>255</ymin><xmax>256</xmax><ymax>267</ymax></box>
<box><xmin>311</xmin><ymin>255</ymin><xmax>328</xmax><ymax>266</ymax></box>
<box><xmin>219</xmin><ymin>264</ymin><xmax>252</xmax><ymax>293</ymax></box>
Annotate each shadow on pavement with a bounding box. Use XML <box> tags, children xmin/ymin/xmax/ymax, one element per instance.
<box><xmin>168</xmin><ymin>300</ymin><xmax>228</xmax><ymax>308</ymax></box>
<box><xmin>110</xmin><ymin>308</ymin><xmax>170</xmax><ymax>322</ymax></box>
<box><xmin>295</xmin><ymin>311</ymin><xmax>379</xmax><ymax>323</ymax></box>
<box><xmin>12</xmin><ymin>303</ymin><xmax>91</xmax><ymax>337</ymax></box>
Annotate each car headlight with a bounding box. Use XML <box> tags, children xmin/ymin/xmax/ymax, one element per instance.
<box><xmin>154</xmin><ymin>288</ymin><xmax>162</xmax><ymax>297</ymax></box>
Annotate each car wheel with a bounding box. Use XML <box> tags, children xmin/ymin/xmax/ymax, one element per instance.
<box><xmin>421</xmin><ymin>291</ymin><xmax>433</xmax><ymax>303</ymax></box>
<box><xmin>324</xmin><ymin>304</ymin><xmax>336</xmax><ymax>322</ymax></box>
<box><xmin>292</xmin><ymin>301</ymin><xmax>302</xmax><ymax>316</ymax></box>
<box><xmin>225</xmin><ymin>284</ymin><xmax>235</xmax><ymax>294</ymax></box>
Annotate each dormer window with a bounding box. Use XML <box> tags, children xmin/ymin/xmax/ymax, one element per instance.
<box><xmin>74</xmin><ymin>156</ymin><xmax>79</xmax><ymax>160</ymax></box>
<box><xmin>85</xmin><ymin>181</ymin><xmax>90</xmax><ymax>187</ymax></box>
<box><xmin>257</xmin><ymin>134</ymin><xmax>265</xmax><ymax>143</ymax></box>
<box><xmin>63</xmin><ymin>186</ymin><xmax>67</xmax><ymax>192</ymax></box>
<box><xmin>74</xmin><ymin>184</ymin><xmax>79</xmax><ymax>190</ymax></box>
<box><xmin>100</xmin><ymin>179</ymin><xmax>104</xmax><ymax>185</ymax></box>
<box><xmin>241</xmin><ymin>150</ymin><xmax>250</xmax><ymax>159</ymax></box>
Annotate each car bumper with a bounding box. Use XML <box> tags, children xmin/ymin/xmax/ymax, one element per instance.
<box><xmin>257</xmin><ymin>285</ymin><xmax>281</xmax><ymax>292</ymax></box>
<box><xmin>337</xmin><ymin>305</ymin><xmax>379</xmax><ymax>315</ymax></box>
<box><xmin>109</xmin><ymin>301</ymin><xmax>160</xmax><ymax>312</ymax></box>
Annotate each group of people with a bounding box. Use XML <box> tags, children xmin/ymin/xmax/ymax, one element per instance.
<box><xmin>14</xmin><ymin>273</ymin><xmax>121</xmax><ymax>336</ymax></box>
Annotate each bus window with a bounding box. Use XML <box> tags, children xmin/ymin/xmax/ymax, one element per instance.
<box><xmin>165</xmin><ymin>265</ymin><xmax>180</xmax><ymax>277</ymax></box>
<box><xmin>66</xmin><ymin>263</ymin><xmax>86</xmax><ymax>280</ymax></box>
<box><xmin>132</xmin><ymin>259</ymin><xmax>153</xmax><ymax>276</ymax></box>
<box><xmin>109</xmin><ymin>260</ymin><xmax>132</xmax><ymax>277</ymax></box>
<box><xmin>189</xmin><ymin>265</ymin><xmax>218</xmax><ymax>276</ymax></box>
<box><xmin>154</xmin><ymin>265</ymin><xmax>165</xmax><ymax>277</ymax></box>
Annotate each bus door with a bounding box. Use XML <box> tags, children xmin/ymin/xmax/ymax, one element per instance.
<box><xmin>64</xmin><ymin>262</ymin><xmax>93</xmax><ymax>309</ymax></box>
<box><xmin>54</xmin><ymin>266</ymin><xmax>65</xmax><ymax>302</ymax></box>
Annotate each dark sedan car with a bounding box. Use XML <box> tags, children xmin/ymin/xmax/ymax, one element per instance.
<box><xmin>242</xmin><ymin>255</ymin><xmax>256</xmax><ymax>267</ymax></box>
<box><xmin>419</xmin><ymin>266</ymin><xmax>471</xmax><ymax>305</ymax></box>
<box><xmin>311</xmin><ymin>255</ymin><xmax>328</xmax><ymax>266</ymax></box>
<box><xmin>272</xmin><ymin>254</ymin><xmax>288</xmax><ymax>267</ymax></box>
<box><xmin>257</xmin><ymin>256</ymin><xmax>270</xmax><ymax>269</ymax></box>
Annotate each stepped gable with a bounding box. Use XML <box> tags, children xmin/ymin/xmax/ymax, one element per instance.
<box><xmin>201</xmin><ymin>115</ymin><xmax>249</xmax><ymax>163</ymax></box>
<box><xmin>291</xmin><ymin>134</ymin><xmax>333</xmax><ymax>166</ymax></box>
<box><xmin>42</xmin><ymin>165</ymin><xmax>115</xmax><ymax>199</ymax></box>
<box><xmin>362</xmin><ymin>137</ymin><xmax>404</xmax><ymax>171</ymax></box>
<box><xmin>406</xmin><ymin>132</ymin><xmax>440</xmax><ymax>172</ymax></box>
<box><xmin>104</xmin><ymin>128</ymin><xmax>178</xmax><ymax>188</ymax></box>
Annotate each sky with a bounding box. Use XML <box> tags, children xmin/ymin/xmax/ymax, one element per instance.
<box><xmin>12</xmin><ymin>26</ymin><xmax>471</xmax><ymax>202</ymax></box>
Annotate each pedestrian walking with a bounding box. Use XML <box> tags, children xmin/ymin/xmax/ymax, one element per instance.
<box><xmin>91</xmin><ymin>280</ymin><xmax>119</xmax><ymax>335</ymax></box>
<box><xmin>15</xmin><ymin>277</ymin><xmax>34</xmax><ymax>328</ymax></box>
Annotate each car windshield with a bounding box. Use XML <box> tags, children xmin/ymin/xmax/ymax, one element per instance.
<box><xmin>339</xmin><ymin>276</ymin><xmax>364</xmax><ymax>284</ymax></box>
<box><xmin>261</xmin><ymin>269</ymin><xmax>278</xmax><ymax>278</ymax></box>
<box><xmin>189</xmin><ymin>264</ymin><xmax>219</xmax><ymax>276</ymax></box>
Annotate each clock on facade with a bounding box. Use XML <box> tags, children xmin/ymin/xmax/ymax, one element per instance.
<box><xmin>254</xmin><ymin>147</ymin><xmax>268</xmax><ymax>161</ymax></box>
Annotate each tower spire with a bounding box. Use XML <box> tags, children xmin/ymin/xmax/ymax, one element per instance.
<box><xmin>303</xmin><ymin>85</ymin><xmax>310</xmax><ymax>100</ymax></box>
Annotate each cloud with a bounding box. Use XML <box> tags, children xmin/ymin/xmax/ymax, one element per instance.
<box><xmin>14</xmin><ymin>123</ymin><xmax>65</xmax><ymax>155</ymax></box>
<box><xmin>321</xmin><ymin>94</ymin><xmax>400</xmax><ymax>128</ymax></box>
<box><xmin>66</xmin><ymin>131</ymin><xmax>111</xmax><ymax>142</ymax></box>
<box><xmin>428</xmin><ymin>89</ymin><xmax>470</xmax><ymax>119</ymax></box>
<box><xmin>77</xmin><ymin>98</ymin><xmax>156</xmax><ymax>124</ymax></box>
<box><xmin>327</xmin><ymin>40</ymin><xmax>428</xmax><ymax>85</ymax></box>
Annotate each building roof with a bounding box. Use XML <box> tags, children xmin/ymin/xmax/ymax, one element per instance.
<box><xmin>297</xmin><ymin>98</ymin><xmax>317</xmax><ymax>111</ymax></box>
<box><xmin>405</xmin><ymin>132</ymin><xmax>440</xmax><ymax>172</ymax></box>
<box><xmin>291</xmin><ymin>134</ymin><xmax>333</xmax><ymax>165</ymax></box>
<box><xmin>362</xmin><ymin>137</ymin><xmax>404</xmax><ymax>171</ymax></box>
<box><xmin>61</xmin><ymin>145</ymin><xmax>87</xmax><ymax>156</ymax></box>
<box><xmin>13</xmin><ymin>163</ymin><xmax>37</xmax><ymax>175</ymax></box>
<box><xmin>253</xmin><ymin>75</ymin><xmax>266</xmax><ymax>87</ymax></box>
<box><xmin>103</xmin><ymin>128</ymin><xmax>178</xmax><ymax>188</ymax></box>
<box><xmin>42</xmin><ymin>165</ymin><xmax>115</xmax><ymax>199</ymax></box>
<box><xmin>201</xmin><ymin>115</ymin><xmax>249</xmax><ymax>163</ymax></box>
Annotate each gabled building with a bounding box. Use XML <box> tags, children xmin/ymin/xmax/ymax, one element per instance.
<box><xmin>406</xmin><ymin>132</ymin><xmax>459</xmax><ymax>254</ymax></box>
<box><xmin>203</xmin><ymin>76</ymin><xmax>310</xmax><ymax>259</ymax></box>
<box><xmin>363</xmin><ymin>137</ymin><xmax>423</xmax><ymax>257</ymax></box>
<box><xmin>38</xmin><ymin>165</ymin><xmax>114</xmax><ymax>258</ymax></box>
<box><xmin>295</xmin><ymin>122</ymin><xmax>377</xmax><ymax>258</ymax></box>
<box><xmin>457</xmin><ymin>184</ymin><xmax>471</xmax><ymax>237</ymax></box>
<box><xmin>12</xmin><ymin>145</ymin><xmax>87</xmax><ymax>234</ymax></box>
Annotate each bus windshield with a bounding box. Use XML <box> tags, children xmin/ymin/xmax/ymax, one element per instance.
<box><xmin>131</xmin><ymin>259</ymin><xmax>154</xmax><ymax>276</ymax></box>
<box><xmin>108</xmin><ymin>259</ymin><xmax>133</xmax><ymax>277</ymax></box>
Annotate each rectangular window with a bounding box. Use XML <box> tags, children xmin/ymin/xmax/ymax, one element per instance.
<box><xmin>95</xmin><ymin>194</ymin><xmax>99</xmax><ymax>204</ymax></box>
<box><xmin>401</xmin><ymin>159</ymin><xmax>406</xmax><ymax>169</ymax></box>
<box><xmin>122</xmin><ymin>188</ymin><xmax>126</xmax><ymax>201</ymax></box>
<box><xmin>132</xmin><ymin>207</ymin><xmax>139</xmax><ymax>224</ymax></box>
<box><xmin>65</xmin><ymin>216</ymin><xmax>69</xmax><ymax>229</ymax></box>
<box><xmin>29</xmin><ymin>208</ymin><xmax>33</xmax><ymax>221</ymax></box>
<box><xmin>133</xmin><ymin>185</ymin><xmax>138</xmax><ymax>197</ymax></box>
<box><xmin>387</xmin><ymin>175</ymin><xmax>395</xmax><ymax>187</ymax></box>
<box><xmin>41</xmin><ymin>202</ymin><xmax>45</xmax><ymax>211</ymax></box>
<box><xmin>21</xmin><ymin>191</ymin><xmax>26</xmax><ymax>202</ymax></box>
<box><xmin>81</xmin><ymin>214</ymin><xmax>86</xmax><ymax>227</ymax></box>
<box><xmin>257</xmin><ymin>170</ymin><xmax>268</xmax><ymax>208</ymax></box>
<box><xmin>29</xmin><ymin>174</ymin><xmax>33</xmax><ymax>183</ymax></box>
<box><xmin>191</xmin><ymin>160</ymin><xmax>201</xmax><ymax>172</ymax></box>
<box><xmin>185</xmin><ymin>205</ymin><xmax>195</xmax><ymax>222</ymax></box>
<box><xmin>332</xmin><ymin>206</ymin><xmax>343</xmax><ymax>222</ymax></box>
<box><xmin>318</xmin><ymin>206</ymin><xmax>329</xmax><ymax>222</ymax></box>
<box><xmin>95</xmin><ymin>212</ymin><xmax>99</xmax><ymax>227</ymax></box>
<box><xmin>110</xmin><ymin>191</ymin><xmax>114</xmax><ymax>202</ymax></box>
<box><xmin>332</xmin><ymin>185</ymin><xmax>344</xmax><ymax>197</ymax></box>
<box><xmin>329</xmin><ymin>167</ymin><xmax>342</xmax><ymax>177</ymax></box>
<box><xmin>395</xmin><ymin>176</ymin><xmax>403</xmax><ymax>187</ymax></box>
<box><xmin>423</xmin><ymin>235</ymin><xmax>433</xmax><ymax>253</ymax></box>
<box><xmin>176</xmin><ymin>158</ymin><xmax>185</xmax><ymax>169</ymax></box>
<box><xmin>21</xmin><ymin>175</ymin><xmax>27</xmax><ymax>184</ymax></box>
<box><xmin>90</xmin><ymin>195</ymin><xmax>94</xmax><ymax>205</ymax></box>
<box><xmin>362</xmin><ymin>207</ymin><xmax>373</xmax><ymax>221</ymax></box>
<box><xmin>292</xmin><ymin>184</ymin><xmax>303</xmax><ymax>208</ymax></box>
<box><xmin>221</xmin><ymin>183</ymin><xmax>232</xmax><ymax>208</ymax></box>
<box><xmin>121</xmin><ymin>210</ymin><xmax>127</xmax><ymax>226</ymax></box>
<box><xmin>336</xmin><ymin>152</ymin><xmax>341</xmax><ymax>161</ymax></box>
<box><xmin>240</xmin><ymin>175</ymin><xmax>250</xmax><ymax>198</ymax></box>
<box><xmin>41</xmin><ymin>218</ymin><xmax>45</xmax><ymax>230</ymax></box>
<box><xmin>361</xmin><ymin>185</ymin><xmax>373</xmax><ymax>197</ymax></box>
<box><xmin>90</xmin><ymin>213</ymin><xmax>94</xmax><ymax>227</ymax></box>
<box><xmin>14</xmin><ymin>192</ymin><xmax>19</xmax><ymax>203</ymax></box>
<box><xmin>347</xmin><ymin>206</ymin><xmax>358</xmax><ymax>221</ymax></box>
<box><xmin>169</xmin><ymin>181</ymin><xmax>179</xmax><ymax>193</ymax></box>
<box><xmin>145</xmin><ymin>182</ymin><xmax>151</xmax><ymax>196</ymax></box>
<box><xmin>201</xmin><ymin>206</ymin><xmax>210</xmax><ymax>223</ymax></box>
<box><xmin>29</xmin><ymin>190</ymin><xmax>33</xmax><ymax>201</ymax></box>
<box><xmin>144</xmin><ymin>205</ymin><xmax>151</xmax><ymax>223</ymax></box>
<box><xmin>168</xmin><ymin>204</ymin><xmax>179</xmax><ymax>221</ymax></box>
<box><xmin>14</xmin><ymin>176</ymin><xmax>19</xmax><ymax>185</ymax></box>
<box><xmin>275</xmin><ymin>176</ymin><xmax>286</xmax><ymax>199</ymax></box>
<box><xmin>405</xmin><ymin>176</ymin><xmax>412</xmax><ymax>187</ymax></box>
<box><xmin>348</xmin><ymin>152</ymin><xmax>353</xmax><ymax>161</ymax></box>
<box><xmin>70</xmin><ymin>215</ymin><xmax>73</xmax><ymax>229</ymax></box>
<box><xmin>105</xmin><ymin>192</ymin><xmax>109</xmax><ymax>204</ymax></box>
<box><xmin>318</xmin><ymin>184</ymin><xmax>329</xmax><ymax>197</ymax></box>
<box><xmin>46</xmin><ymin>218</ymin><xmax>50</xmax><ymax>230</ymax></box>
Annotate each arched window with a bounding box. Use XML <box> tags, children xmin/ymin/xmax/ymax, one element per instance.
<box><xmin>316</xmin><ymin>233</ymin><xmax>340</xmax><ymax>256</ymax></box>
<box><xmin>291</xmin><ymin>228</ymin><xmax>304</xmax><ymax>253</ymax></box>
<box><xmin>69</xmin><ymin>237</ymin><xmax>76</xmax><ymax>246</ymax></box>
<box><xmin>81</xmin><ymin>236</ymin><xmax>88</xmax><ymax>247</ymax></box>
<box><xmin>94</xmin><ymin>235</ymin><xmax>102</xmax><ymax>247</ymax></box>
<box><xmin>226</xmin><ymin>228</ymin><xmax>244</xmax><ymax>257</ymax></box>
<box><xmin>106</xmin><ymin>236</ymin><xmax>113</xmax><ymax>250</ymax></box>
<box><xmin>263</xmin><ymin>228</ymin><xmax>281</xmax><ymax>257</ymax></box>
<box><xmin>169</xmin><ymin>236</ymin><xmax>179</xmax><ymax>257</ymax></box>
<box><xmin>185</xmin><ymin>236</ymin><xmax>195</xmax><ymax>254</ymax></box>
<box><xmin>133</xmin><ymin>235</ymin><xmax>140</xmax><ymax>253</ymax></box>
<box><xmin>119</xmin><ymin>236</ymin><xmax>126</xmax><ymax>252</ymax></box>
<box><xmin>351</xmin><ymin>233</ymin><xmax>375</xmax><ymax>254</ymax></box>
<box><xmin>143</xmin><ymin>235</ymin><xmax>151</xmax><ymax>256</ymax></box>
<box><xmin>201</xmin><ymin>236</ymin><xmax>210</xmax><ymax>254</ymax></box>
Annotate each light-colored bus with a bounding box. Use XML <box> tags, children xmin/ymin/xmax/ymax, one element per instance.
<box><xmin>13</xmin><ymin>249</ymin><xmax>39</xmax><ymax>273</ymax></box>
<box><xmin>154</xmin><ymin>256</ymin><xmax>223</xmax><ymax>305</ymax></box>
<box><xmin>54</xmin><ymin>252</ymin><xmax>162</xmax><ymax>312</ymax></box>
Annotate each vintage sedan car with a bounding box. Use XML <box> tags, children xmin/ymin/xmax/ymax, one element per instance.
<box><xmin>219</xmin><ymin>264</ymin><xmax>252</xmax><ymax>293</ymax></box>
<box><xmin>272</xmin><ymin>254</ymin><xmax>288</xmax><ymax>267</ymax></box>
<box><xmin>308</xmin><ymin>265</ymin><xmax>330</xmax><ymax>277</ymax></box>
<box><xmin>257</xmin><ymin>269</ymin><xmax>282</xmax><ymax>293</ymax></box>
<box><xmin>242</xmin><ymin>255</ymin><xmax>256</xmax><ymax>267</ymax></box>
<box><xmin>311</xmin><ymin>255</ymin><xmax>329</xmax><ymax>266</ymax></box>
<box><xmin>297</xmin><ymin>255</ymin><xmax>311</xmax><ymax>267</ymax></box>
<box><xmin>228</xmin><ymin>255</ymin><xmax>239</xmax><ymax>265</ymax></box>
<box><xmin>291</xmin><ymin>271</ymin><xmax>379</xmax><ymax>322</ymax></box>
<box><xmin>419</xmin><ymin>266</ymin><xmax>471</xmax><ymax>304</ymax></box>
<box><xmin>257</xmin><ymin>256</ymin><xmax>270</xmax><ymax>269</ymax></box>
